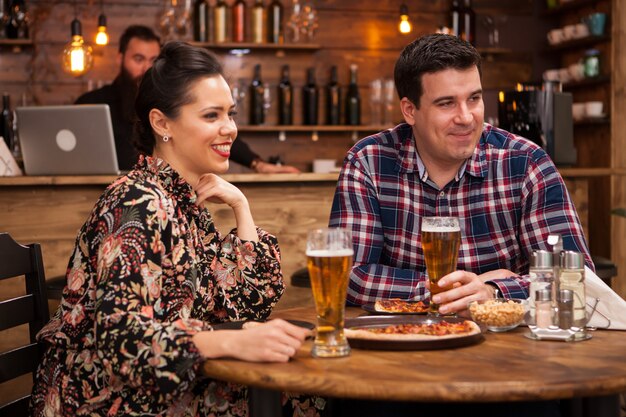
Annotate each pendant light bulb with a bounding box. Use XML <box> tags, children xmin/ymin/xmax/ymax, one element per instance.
<box><xmin>62</xmin><ymin>18</ymin><xmax>94</xmax><ymax>76</ymax></box>
<box><xmin>398</xmin><ymin>4</ymin><xmax>412</xmax><ymax>34</ymax></box>
<box><xmin>95</xmin><ymin>14</ymin><xmax>109</xmax><ymax>45</ymax></box>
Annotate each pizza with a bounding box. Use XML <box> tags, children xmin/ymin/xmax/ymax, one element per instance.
<box><xmin>344</xmin><ymin>320</ymin><xmax>481</xmax><ymax>341</ymax></box>
<box><xmin>374</xmin><ymin>298</ymin><xmax>428</xmax><ymax>314</ymax></box>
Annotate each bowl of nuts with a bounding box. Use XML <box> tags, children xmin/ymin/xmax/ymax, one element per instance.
<box><xmin>468</xmin><ymin>298</ymin><xmax>528</xmax><ymax>332</ymax></box>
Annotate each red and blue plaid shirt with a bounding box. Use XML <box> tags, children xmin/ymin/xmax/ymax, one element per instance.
<box><xmin>329</xmin><ymin>123</ymin><xmax>593</xmax><ymax>305</ymax></box>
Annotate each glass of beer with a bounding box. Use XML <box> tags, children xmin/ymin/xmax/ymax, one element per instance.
<box><xmin>421</xmin><ymin>216</ymin><xmax>461</xmax><ymax>316</ymax></box>
<box><xmin>306</xmin><ymin>227</ymin><xmax>353</xmax><ymax>358</ymax></box>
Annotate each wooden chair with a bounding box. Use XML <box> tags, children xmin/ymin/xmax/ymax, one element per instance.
<box><xmin>0</xmin><ymin>233</ymin><xmax>50</xmax><ymax>416</ymax></box>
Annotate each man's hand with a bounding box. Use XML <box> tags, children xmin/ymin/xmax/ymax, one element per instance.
<box><xmin>430</xmin><ymin>269</ymin><xmax>516</xmax><ymax>315</ymax></box>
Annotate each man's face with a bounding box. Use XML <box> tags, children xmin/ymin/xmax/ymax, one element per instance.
<box><xmin>401</xmin><ymin>66</ymin><xmax>484</xmax><ymax>172</ymax></box>
<box><xmin>120</xmin><ymin>38</ymin><xmax>160</xmax><ymax>83</ymax></box>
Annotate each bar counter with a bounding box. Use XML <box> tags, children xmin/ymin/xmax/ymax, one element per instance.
<box><xmin>0</xmin><ymin>169</ymin><xmax>609</xmax><ymax>306</ymax></box>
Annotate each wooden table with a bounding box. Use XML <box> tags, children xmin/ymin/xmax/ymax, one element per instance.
<box><xmin>203</xmin><ymin>307</ymin><xmax>626</xmax><ymax>417</ymax></box>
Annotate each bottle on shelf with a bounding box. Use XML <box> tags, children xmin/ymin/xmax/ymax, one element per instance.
<box><xmin>450</xmin><ymin>0</ymin><xmax>462</xmax><ymax>38</ymax></box>
<box><xmin>278</xmin><ymin>65</ymin><xmax>293</xmax><ymax>125</ymax></box>
<box><xmin>193</xmin><ymin>0</ymin><xmax>212</xmax><ymax>43</ymax></box>
<box><xmin>6</xmin><ymin>0</ymin><xmax>29</xmax><ymax>40</ymax></box>
<box><xmin>213</xmin><ymin>0</ymin><xmax>229</xmax><ymax>43</ymax></box>
<box><xmin>0</xmin><ymin>0</ymin><xmax>8</xmax><ymax>40</ymax></box>
<box><xmin>345</xmin><ymin>64</ymin><xmax>361</xmax><ymax>126</ymax></box>
<box><xmin>325</xmin><ymin>66</ymin><xmax>341</xmax><ymax>125</ymax></box>
<box><xmin>1</xmin><ymin>93</ymin><xmax>14</xmax><ymax>151</ymax></box>
<box><xmin>302</xmin><ymin>67</ymin><xmax>319</xmax><ymax>125</ymax></box>
<box><xmin>267</xmin><ymin>0</ymin><xmax>284</xmax><ymax>44</ymax></box>
<box><xmin>249</xmin><ymin>64</ymin><xmax>266</xmax><ymax>125</ymax></box>
<box><xmin>461</xmin><ymin>0</ymin><xmax>475</xmax><ymax>45</ymax></box>
<box><xmin>251</xmin><ymin>0</ymin><xmax>265</xmax><ymax>44</ymax></box>
<box><xmin>232</xmin><ymin>0</ymin><xmax>246</xmax><ymax>43</ymax></box>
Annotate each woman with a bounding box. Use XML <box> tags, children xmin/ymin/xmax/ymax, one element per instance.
<box><xmin>30</xmin><ymin>42</ymin><xmax>326</xmax><ymax>417</ymax></box>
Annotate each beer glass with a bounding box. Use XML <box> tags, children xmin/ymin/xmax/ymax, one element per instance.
<box><xmin>306</xmin><ymin>227</ymin><xmax>353</xmax><ymax>358</ymax></box>
<box><xmin>421</xmin><ymin>216</ymin><xmax>461</xmax><ymax>316</ymax></box>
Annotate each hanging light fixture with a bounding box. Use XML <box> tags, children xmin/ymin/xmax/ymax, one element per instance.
<box><xmin>62</xmin><ymin>2</ymin><xmax>93</xmax><ymax>76</ymax></box>
<box><xmin>95</xmin><ymin>0</ymin><xmax>109</xmax><ymax>45</ymax></box>
<box><xmin>398</xmin><ymin>3</ymin><xmax>412</xmax><ymax>34</ymax></box>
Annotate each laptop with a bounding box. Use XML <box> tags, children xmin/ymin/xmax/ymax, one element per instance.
<box><xmin>16</xmin><ymin>104</ymin><xmax>120</xmax><ymax>175</ymax></box>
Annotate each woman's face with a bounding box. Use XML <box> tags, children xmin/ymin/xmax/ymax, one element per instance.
<box><xmin>162</xmin><ymin>75</ymin><xmax>237</xmax><ymax>179</ymax></box>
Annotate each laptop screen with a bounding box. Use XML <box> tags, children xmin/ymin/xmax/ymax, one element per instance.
<box><xmin>16</xmin><ymin>104</ymin><xmax>120</xmax><ymax>176</ymax></box>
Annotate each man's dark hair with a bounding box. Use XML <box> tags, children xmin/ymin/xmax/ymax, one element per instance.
<box><xmin>119</xmin><ymin>25</ymin><xmax>161</xmax><ymax>54</ymax></box>
<box><xmin>394</xmin><ymin>33</ymin><xmax>482</xmax><ymax>108</ymax></box>
<box><xmin>134</xmin><ymin>41</ymin><xmax>223</xmax><ymax>155</ymax></box>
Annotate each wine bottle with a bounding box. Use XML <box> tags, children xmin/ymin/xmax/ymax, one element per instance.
<box><xmin>249</xmin><ymin>64</ymin><xmax>265</xmax><ymax>125</ymax></box>
<box><xmin>450</xmin><ymin>0</ymin><xmax>461</xmax><ymax>38</ymax></box>
<box><xmin>214</xmin><ymin>0</ymin><xmax>228</xmax><ymax>43</ymax></box>
<box><xmin>278</xmin><ymin>65</ymin><xmax>293</xmax><ymax>125</ymax></box>
<box><xmin>345</xmin><ymin>64</ymin><xmax>361</xmax><ymax>126</ymax></box>
<box><xmin>251</xmin><ymin>0</ymin><xmax>264</xmax><ymax>43</ymax></box>
<box><xmin>232</xmin><ymin>0</ymin><xmax>246</xmax><ymax>43</ymax></box>
<box><xmin>302</xmin><ymin>67</ymin><xmax>318</xmax><ymax>126</ymax></box>
<box><xmin>1</xmin><ymin>93</ymin><xmax>14</xmax><ymax>150</ymax></box>
<box><xmin>193</xmin><ymin>0</ymin><xmax>211</xmax><ymax>43</ymax></box>
<box><xmin>325</xmin><ymin>66</ymin><xmax>341</xmax><ymax>125</ymax></box>
<box><xmin>462</xmin><ymin>0</ymin><xmax>476</xmax><ymax>45</ymax></box>
<box><xmin>267</xmin><ymin>0</ymin><xmax>283</xmax><ymax>44</ymax></box>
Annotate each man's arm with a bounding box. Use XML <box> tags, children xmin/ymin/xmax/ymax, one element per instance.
<box><xmin>329</xmin><ymin>158</ymin><xmax>428</xmax><ymax>305</ymax></box>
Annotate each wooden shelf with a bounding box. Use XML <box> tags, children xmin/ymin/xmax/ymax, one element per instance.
<box><xmin>542</xmin><ymin>0</ymin><xmax>603</xmax><ymax>16</ymax></box>
<box><xmin>477</xmin><ymin>47</ymin><xmax>512</xmax><ymax>55</ymax></box>
<box><xmin>0</xmin><ymin>38</ymin><xmax>33</xmax><ymax>52</ymax></box>
<box><xmin>236</xmin><ymin>125</ymin><xmax>389</xmax><ymax>133</ymax></box>
<box><xmin>189</xmin><ymin>41</ymin><xmax>321</xmax><ymax>53</ymax></box>
<box><xmin>546</xmin><ymin>34</ymin><xmax>610</xmax><ymax>51</ymax></box>
<box><xmin>574</xmin><ymin>116</ymin><xmax>610</xmax><ymax>126</ymax></box>
<box><xmin>563</xmin><ymin>75</ymin><xmax>610</xmax><ymax>89</ymax></box>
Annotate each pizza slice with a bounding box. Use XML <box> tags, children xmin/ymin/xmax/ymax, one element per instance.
<box><xmin>344</xmin><ymin>320</ymin><xmax>481</xmax><ymax>341</ymax></box>
<box><xmin>374</xmin><ymin>298</ymin><xmax>428</xmax><ymax>314</ymax></box>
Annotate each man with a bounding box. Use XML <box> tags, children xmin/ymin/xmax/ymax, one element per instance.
<box><xmin>329</xmin><ymin>33</ymin><xmax>593</xmax><ymax>315</ymax></box>
<box><xmin>77</xmin><ymin>25</ymin><xmax>299</xmax><ymax>173</ymax></box>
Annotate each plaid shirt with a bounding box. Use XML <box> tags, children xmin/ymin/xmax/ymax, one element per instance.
<box><xmin>329</xmin><ymin>123</ymin><xmax>593</xmax><ymax>305</ymax></box>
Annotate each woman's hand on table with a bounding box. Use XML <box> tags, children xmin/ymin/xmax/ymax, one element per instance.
<box><xmin>430</xmin><ymin>269</ymin><xmax>515</xmax><ymax>315</ymax></box>
<box><xmin>193</xmin><ymin>319</ymin><xmax>311</xmax><ymax>363</ymax></box>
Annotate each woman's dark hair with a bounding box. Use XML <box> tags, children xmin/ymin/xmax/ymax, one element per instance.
<box><xmin>394</xmin><ymin>33</ymin><xmax>482</xmax><ymax>108</ymax></box>
<box><xmin>134</xmin><ymin>41</ymin><xmax>223</xmax><ymax>155</ymax></box>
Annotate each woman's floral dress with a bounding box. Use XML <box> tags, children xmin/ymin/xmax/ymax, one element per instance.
<box><xmin>30</xmin><ymin>155</ymin><xmax>326</xmax><ymax>417</ymax></box>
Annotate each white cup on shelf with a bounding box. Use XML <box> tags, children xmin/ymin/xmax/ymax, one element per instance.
<box><xmin>585</xmin><ymin>101</ymin><xmax>603</xmax><ymax>118</ymax></box>
<box><xmin>572</xmin><ymin>103</ymin><xmax>586</xmax><ymax>121</ymax></box>
<box><xmin>312</xmin><ymin>159</ymin><xmax>337</xmax><ymax>174</ymax></box>
<box><xmin>547</xmin><ymin>28</ymin><xmax>565</xmax><ymax>45</ymax></box>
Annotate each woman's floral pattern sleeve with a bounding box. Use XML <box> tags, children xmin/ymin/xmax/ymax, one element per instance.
<box><xmin>92</xmin><ymin>183</ymin><xmax>209</xmax><ymax>403</ymax></box>
<box><xmin>212</xmin><ymin>227</ymin><xmax>285</xmax><ymax>321</ymax></box>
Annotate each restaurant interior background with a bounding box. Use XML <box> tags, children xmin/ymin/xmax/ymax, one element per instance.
<box><xmin>1</xmin><ymin>0</ymin><xmax>626</xmax><ymax>406</ymax></box>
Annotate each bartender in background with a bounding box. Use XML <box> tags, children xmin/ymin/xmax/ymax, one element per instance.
<box><xmin>76</xmin><ymin>25</ymin><xmax>299</xmax><ymax>173</ymax></box>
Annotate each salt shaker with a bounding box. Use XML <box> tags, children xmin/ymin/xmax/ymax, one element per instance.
<box><xmin>558</xmin><ymin>251</ymin><xmax>586</xmax><ymax>328</ymax></box>
<box><xmin>557</xmin><ymin>289</ymin><xmax>574</xmax><ymax>330</ymax></box>
<box><xmin>528</xmin><ymin>250</ymin><xmax>554</xmax><ymax>325</ymax></box>
<box><xmin>535</xmin><ymin>289</ymin><xmax>553</xmax><ymax>329</ymax></box>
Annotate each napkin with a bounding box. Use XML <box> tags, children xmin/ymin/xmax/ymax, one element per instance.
<box><xmin>0</xmin><ymin>138</ymin><xmax>23</xmax><ymax>176</ymax></box>
<box><xmin>585</xmin><ymin>266</ymin><xmax>626</xmax><ymax>330</ymax></box>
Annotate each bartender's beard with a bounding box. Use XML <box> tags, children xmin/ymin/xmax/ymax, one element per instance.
<box><xmin>115</xmin><ymin>65</ymin><xmax>141</xmax><ymax>123</ymax></box>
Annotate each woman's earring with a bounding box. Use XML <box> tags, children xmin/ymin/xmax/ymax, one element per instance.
<box><xmin>162</xmin><ymin>134</ymin><xmax>170</xmax><ymax>142</ymax></box>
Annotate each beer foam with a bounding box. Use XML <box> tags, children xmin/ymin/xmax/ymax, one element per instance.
<box><xmin>306</xmin><ymin>249</ymin><xmax>354</xmax><ymax>257</ymax></box>
<box><xmin>421</xmin><ymin>225</ymin><xmax>460</xmax><ymax>232</ymax></box>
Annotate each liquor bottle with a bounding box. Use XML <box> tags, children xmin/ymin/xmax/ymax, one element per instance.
<box><xmin>461</xmin><ymin>0</ymin><xmax>476</xmax><ymax>45</ymax></box>
<box><xmin>232</xmin><ymin>0</ymin><xmax>246</xmax><ymax>43</ymax></box>
<box><xmin>1</xmin><ymin>93</ymin><xmax>13</xmax><ymax>150</ymax></box>
<box><xmin>193</xmin><ymin>0</ymin><xmax>211</xmax><ymax>42</ymax></box>
<box><xmin>249</xmin><ymin>64</ymin><xmax>265</xmax><ymax>125</ymax></box>
<box><xmin>214</xmin><ymin>0</ymin><xmax>228</xmax><ymax>43</ymax></box>
<box><xmin>302</xmin><ymin>67</ymin><xmax>318</xmax><ymax>125</ymax></box>
<box><xmin>6</xmin><ymin>0</ymin><xmax>28</xmax><ymax>40</ymax></box>
<box><xmin>267</xmin><ymin>0</ymin><xmax>283</xmax><ymax>44</ymax></box>
<box><xmin>450</xmin><ymin>0</ymin><xmax>462</xmax><ymax>38</ymax></box>
<box><xmin>277</xmin><ymin>65</ymin><xmax>293</xmax><ymax>125</ymax></box>
<box><xmin>325</xmin><ymin>66</ymin><xmax>341</xmax><ymax>125</ymax></box>
<box><xmin>345</xmin><ymin>64</ymin><xmax>361</xmax><ymax>126</ymax></box>
<box><xmin>251</xmin><ymin>0</ymin><xmax>264</xmax><ymax>43</ymax></box>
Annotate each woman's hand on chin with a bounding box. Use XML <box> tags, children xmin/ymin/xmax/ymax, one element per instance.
<box><xmin>195</xmin><ymin>173</ymin><xmax>248</xmax><ymax>210</ymax></box>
